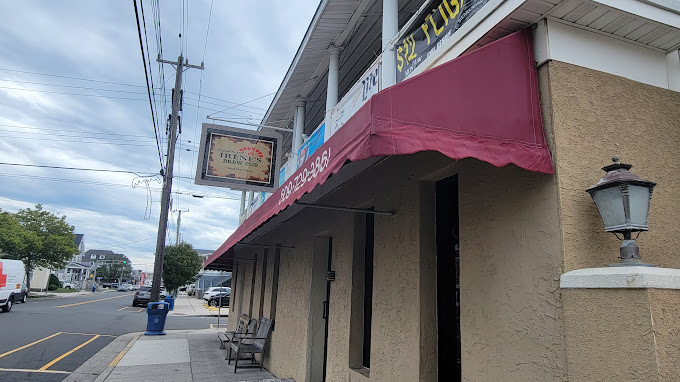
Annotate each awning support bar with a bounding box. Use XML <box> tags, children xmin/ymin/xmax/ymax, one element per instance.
<box><xmin>294</xmin><ymin>202</ymin><xmax>396</xmax><ymax>216</ymax></box>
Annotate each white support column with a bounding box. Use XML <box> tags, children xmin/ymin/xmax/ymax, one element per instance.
<box><xmin>382</xmin><ymin>0</ymin><xmax>398</xmax><ymax>88</ymax></box>
<box><xmin>293</xmin><ymin>98</ymin><xmax>306</xmax><ymax>167</ymax></box>
<box><xmin>248</xmin><ymin>191</ymin><xmax>254</xmax><ymax>208</ymax></box>
<box><xmin>325</xmin><ymin>45</ymin><xmax>341</xmax><ymax>137</ymax></box>
<box><xmin>239</xmin><ymin>190</ymin><xmax>246</xmax><ymax>215</ymax></box>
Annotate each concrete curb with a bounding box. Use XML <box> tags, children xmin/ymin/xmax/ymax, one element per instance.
<box><xmin>63</xmin><ymin>332</ymin><xmax>142</xmax><ymax>382</ymax></box>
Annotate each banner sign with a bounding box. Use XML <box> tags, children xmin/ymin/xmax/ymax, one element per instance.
<box><xmin>396</xmin><ymin>0</ymin><xmax>489</xmax><ymax>82</ymax></box>
<box><xmin>195</xmin><ymin>123</ymin><xmax>282</xmax><ymax>192</ymax></box>
<box><xmin>329</xmin><ymin>60</ymin><xmax>381</xmax><ymax>136</ymax></box>
<box><xmin>298</xmin><ymin>123</ymin><xmax>325</xmax><ymax>167</ymax></box>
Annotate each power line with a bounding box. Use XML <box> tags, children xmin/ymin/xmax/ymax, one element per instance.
<box><xmin>0</xmin><ymin>78</ymin><xmax>148</xmax><ymax>95</ymax></box>
<box><xmin>134</xmin><ymin>0</ymin><xmax>164</xmax><ymax>170</ymax></box>
<box><xmin>0</xmin><ymin>67</ymin><xmax>144</xmax><ymax>88</ymax></box>
<box><xmin>0</xmin><ymin>162</ymin><xmax>157</xmax><ymax>175</ymax></box>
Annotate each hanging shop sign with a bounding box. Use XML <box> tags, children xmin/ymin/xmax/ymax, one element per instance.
<box><xmin>195</xmin><ymin>123</ymin><xmax>282</xmax><ymax>192</ymax></box>
<box><xmin>396</xmin><ymin>0</ymin><xmax>489</xmax><ymax>82</ymax></box>
<box><xmin>329</xmin><ymin>60</ymin><xmax>381</xmax><ymax>136</ymax></box>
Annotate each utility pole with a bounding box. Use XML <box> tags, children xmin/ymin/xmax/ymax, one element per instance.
<box><xmin>175</xmin><ymin>210</ymin><xmax>182</xmax><ymax>245</ymax></box>
<box><xmin>151</xmin><ymin>55</ymin><xmax>203</xmax><ymax>302</ymax></box>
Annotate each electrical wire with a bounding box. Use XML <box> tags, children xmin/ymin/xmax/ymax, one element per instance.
<box><xmin>134</xmin><ymin>0</ymin><xmax>164</xmax><ymax>170</ymax></box>
<box><xmin>140</xmin><ymin>0</ymin><xmax>165</xmax><ymax>172</ymax></box>
<box><xmin>0</xmin><ymin>67</ymin><xmax>144</xmax><ymax>88</ymax></box>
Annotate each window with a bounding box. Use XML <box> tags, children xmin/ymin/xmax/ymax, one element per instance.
<box><xmin>99</xmin><ymin>255</ymin><xmax>105</xmax><ymax>259</ymax></box>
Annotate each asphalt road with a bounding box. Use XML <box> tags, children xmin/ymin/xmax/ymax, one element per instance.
<box><xmin>0</xmin><ymin>291</ymin><xmax>216</xmax><ymax>382</ymax></box>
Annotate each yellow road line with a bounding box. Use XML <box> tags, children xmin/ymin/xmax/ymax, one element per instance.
<box><xmin>0</xmin><ymin>332</ymin><xmax>62</xmax><ymax>359</ymax></box>
<box><xmin>137</xmin><ymin>308</ymin><xmax>144</xmax><ymax>312</ymax></box>
<box><xmin>61</xmin><ymin>332</ymin><xmax>116</xmax><ymax>338</ymax></box>
<box><xmin>117</xmin><ymin>307</ymin><xmax>127</xmax><ymax>311</ymax></box>
<box><xmin>39</xmin><ymin>335</ymin><xmax>100</xmax><ymax>370</ymax></box>
<box><xmin>109</xmin><ymin>334</ymin><xmax>140</xmax><ymax>367</ymax></box>
<box><xmin>0</xmin><ymin>367</ymin><xmax>70</xmax><ymax>374</ymax></box>
<box><xmin>57</xmin><ymin>294</ymin><xmax>130</xmax><ymax>308</ymax></box>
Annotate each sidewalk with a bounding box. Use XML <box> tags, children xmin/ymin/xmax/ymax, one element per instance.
<box><xmin>168</xmin><ymin>294</ymin><xmax>228</xmax><ymax>317</ymax></box>
<box><xmin>64</xmin><ymin>329</ymin><xmax>291</xmax><ymax>382</ymax></box>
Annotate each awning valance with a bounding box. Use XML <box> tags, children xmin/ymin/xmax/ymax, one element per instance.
<box><xmin>204</xmin><ymin>28</ymin><xmax>553</xmax><ymax>270</ymax></box>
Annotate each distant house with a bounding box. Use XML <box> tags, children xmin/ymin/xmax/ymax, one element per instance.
<box><xmin>82</xmin><ymin>249</ymin><xmax>129</xmax><ymax>267</ymax></box>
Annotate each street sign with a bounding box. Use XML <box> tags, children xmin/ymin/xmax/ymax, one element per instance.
<box><xmin>97</xmin><ymin>277</ymin><xmax>102</xmax><ymax>280</ymax></box>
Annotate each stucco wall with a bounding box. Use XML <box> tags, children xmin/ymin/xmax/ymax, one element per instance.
<box><xmin>545</xmin><ymin>61</ymin><xmax>680</xmax><ymax>270</ymax></box>
<box><xmin>649</xmin><ymin>289</ymin><xmax>680</xmax><ymax>382</ymax></box>
<box><xmin>458</xmin><ymin>160</ymin><xmax>567</xmax><ymax>381</ymax></box>
<box><xmin>563</xmin><ymin>289</ymin><xmax>660</xmax><ymax>381</ymax></box>
<box><xmin>265</xmin><ymin>244</ymin><xmax>313</xmax><ymax>381</ymax></box>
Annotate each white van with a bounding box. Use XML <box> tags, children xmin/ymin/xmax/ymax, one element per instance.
<box><xmin>0</xmin><ymin>259</ymin><xmax>26</xmax><ymax>312</ymax></box>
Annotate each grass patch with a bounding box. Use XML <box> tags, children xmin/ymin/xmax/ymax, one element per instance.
<box><xmin>53</xmin><ymin>288</ymin><xmax>79</xmax><ymax>293</ymax></box>
<box><xmin>28</xmin><ymin>294</ymin><xmax>56</xmax><ymax>299</ymax></box>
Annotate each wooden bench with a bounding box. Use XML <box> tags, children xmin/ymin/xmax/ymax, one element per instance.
<box><xmin>228</xmin><ymin>317</ymin><xmax>273</xmax><ymax>372</ymax></box>
<box><xmin>217</xmin><ymin>313</ymin><xmax>255</xmax><ymax>349</ymax></box>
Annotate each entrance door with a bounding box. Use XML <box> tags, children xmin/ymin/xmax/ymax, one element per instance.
<box><xmin>309</xmin><ymin>237</ymin><xmax>332</xmax><ymax>382</ymax></box>
<box><xmin>436</xmin><ymin>175</ymin><xmax>461</xmax><ymax>381</ymax></box>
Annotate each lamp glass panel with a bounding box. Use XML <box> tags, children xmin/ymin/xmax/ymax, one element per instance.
<box><xmin>628</xmin><ymin>184</ymin><xmax>651</xmax><ymax>228</ymax></box>
<box><xmin>592</xmin><ymin>186</ymin><xmax>626</xmax><ymax>229</ymax></box>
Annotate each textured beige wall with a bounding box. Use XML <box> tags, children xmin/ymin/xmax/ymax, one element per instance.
<box><xmin>265</xmin><ymin>244</ymin><xmax>313</xmax><ymax>381</ymax></box>
<box><xmin>459</xmin><ymin>160</ymin><xmax>567</xmax><ymax>381</ymax></box>
<box><xmin>563</xmin><ymin>289</ymin><xmax>659</xmax><ymax>381</ymax></box>
<box><xmin>545</xmin><ymin>61</ymin><xmax>680</xmax><ymax>270</ymax></box>
<box><xmin>649</xmin><ymin>289</ymin><xmax>680</xmax><ymax>382</ymax></box>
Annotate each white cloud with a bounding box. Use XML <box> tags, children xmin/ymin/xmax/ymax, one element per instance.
<box><xmin>0</xmin><ymin>0</ymin><xmax>319</xmax><ymax>273</ymax></box>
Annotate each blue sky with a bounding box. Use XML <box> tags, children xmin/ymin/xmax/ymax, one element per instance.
<box><xmin>0</xmin><ymin>1</ymin><xmax>318</xmax><ymax>271</ymax></box>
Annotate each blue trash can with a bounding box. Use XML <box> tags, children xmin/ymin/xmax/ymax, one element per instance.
<box><xmin>164</xmin><ymin>295</ymin><xmax>175</xmax><ymax>310</ymax></box>
<box><xmin>145</xmin><ymin>302</ymin><xmax>169</xmax><ymax>335</ymax></box>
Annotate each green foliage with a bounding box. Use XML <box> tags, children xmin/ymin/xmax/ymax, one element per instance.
<box><xmin>0</xmin><ymin>205</ymin><xmax>79</xmax><ymax>291</ymax></box>
<box><xmin>48</xmin><ymin>274</ymin><xmax>61</xmax><ymax>291</ymax></box>
<box><xmin>53</xmin><ymin>287</ymin><xmax>78</xmax><ymax>293</ymax></box>
<box><xmin>95</xmin><ymin>259</ymin><xmax>132</xmax><ymax>282</ymax></box>
<box><xmin>162</xmin><ymin>242</ymin><xmax>203</xmax><ymax>293</ymax></box>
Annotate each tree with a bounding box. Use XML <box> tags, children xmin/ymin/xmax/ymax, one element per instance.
<box><xmin>0</xmin><ymin>205</ymin><xmax>79</xmax><ymax>292</ymax></box>
<box><xmin>162</xmin><ymin>242</ymin><xmax>203</xmax><ymax>294</ymax></box>
<box><xmin>48</xmin><ymin>274</ymin><xmax>61</xmax><ymax>291</ymax></box>
<box><xmin>95</xmin><ymin>260</ymin><xmax>132</xmax><ymax>282</ymax></box>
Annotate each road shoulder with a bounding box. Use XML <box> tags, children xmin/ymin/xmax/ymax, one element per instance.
<box><xmin>63</xmin><ymin>332</ymin><xmax>141</xmax><ymax>382</ymax></box>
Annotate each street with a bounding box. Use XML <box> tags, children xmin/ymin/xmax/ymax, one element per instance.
<box><xmin>0</xmin><ymin>291</ymin><xmax>217</xmax><ymax>382</ymax></box>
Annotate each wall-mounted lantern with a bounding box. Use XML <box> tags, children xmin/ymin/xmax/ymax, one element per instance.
<box><xmin>586</xmin><ymin>156</ymin><xmax>657</xmax><ymax>266</ymax></box>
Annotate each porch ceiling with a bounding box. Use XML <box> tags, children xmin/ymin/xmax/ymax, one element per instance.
<box><xmin>264</xmin><ymin>0</ymin><xmax>680</xmax><ymax>134</ymax></box>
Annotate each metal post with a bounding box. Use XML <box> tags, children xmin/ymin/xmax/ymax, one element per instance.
<box><xmin>175</xmin><ymin>210</ymin><xmax>182</xmax><ymax>245</ymax></box>
<box><xmin>217</xmin><ymin>270</ymin><xmax>223</xmax><ymax>328</ymax></box>
<box><xmin>151</xmin><ymin>55</ymin><xmax>203</xmax><ymax>302</ymax></box>
<box><xmin>382</xmin><ymin>0</ymin><xmax>398</xmax><ymax>88</ymax></box>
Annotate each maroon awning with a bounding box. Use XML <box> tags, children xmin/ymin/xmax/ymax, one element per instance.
<box><xmin>205</xmin><ymin>29</ymin><xmax>552</xmax><ymax>269</ymax></box>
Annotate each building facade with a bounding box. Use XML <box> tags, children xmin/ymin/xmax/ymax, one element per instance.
<box><xmin>205</xmin><ymin>1</ymin><xmax>680</xmax><ymax>381</ymax></box>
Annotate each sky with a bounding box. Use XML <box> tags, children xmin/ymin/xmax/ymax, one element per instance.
<box><xmin>0</xmin><ymin>1</ymin><xmax>319</xmax><ymax>272</ymax></box>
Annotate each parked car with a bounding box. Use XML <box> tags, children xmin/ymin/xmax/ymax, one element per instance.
<box><xmin>62</xmin><ymin>281</ymin><xmax>76</xmax><ymax>289</ymax></box>
<box><xmin>0</xmin><ymin>259</ymin><xmax>26</xmax><ymax>312</ymax></box>
<box><xmin>207</xmin><ymin>292</ymin><xmax>230</xmax><ymax>307</ymax></box>
<box><xmin>110</xmin><ymin>283</ymin><xmax>119</xmax><ymax>289</ymax></box>
<box><xmin>131</xmin><ymin>284</ymin><xmax>141</xmax><ymax>290</ymax></box>
<box><xmin>203</xmin><ymin>287</ymin><xmax>230</xmax><ymax>300</ymax></box>
<box><xmin>118</xmin><ymin>283</ymin><xmax>133</xmax><ymax>291</ymax></box>
<box><xmin>132</xmin><ymin>286</ymin><xmax>168</xmax><ymax>307</ymax></box>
